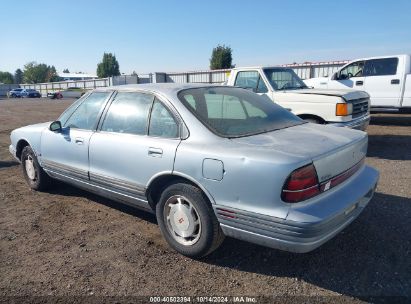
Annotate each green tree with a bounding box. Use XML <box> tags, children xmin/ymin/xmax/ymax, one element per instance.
<box><xmin>209</xmin><ymin>45</ymin><xmax>233</xmax><ymax>70</ymax></box>
<box><xmin>46</xmin><ymin>66</ymin><xmax>59</xmax><ymax>82</ymax></box>
<box><xmin>96</xmin><ymin>53</ymin><xmax>120</xmax><ymax>78</ymax></box>
<box><xmin>63</xmin><ymin>68</ymin><xmax>70</xmax><ymax>73</ymax></box>
<box><xmin>23</xmin><ymin>62</ymin><xmax>59</xmax><ymax>83</ymax></box>
<box><xmin>14</xmin><ymin>69</ymin><xmax>23</xmax><ymax>84</ymax></box>
<box><xmin>0</xmin><ymin>71</ymin><xmax>14</xmax><ymax>84</ymax></box>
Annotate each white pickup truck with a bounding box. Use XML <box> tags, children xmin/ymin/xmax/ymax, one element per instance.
<box><xmin>226</xmin><ymin>67</ymin><xmax>370</xmax><ymax>130</ymax></box>
<box><xmin>304</xmin><ymin>54</ymin><xmax>411</xmax><ymax>112</ymax></box>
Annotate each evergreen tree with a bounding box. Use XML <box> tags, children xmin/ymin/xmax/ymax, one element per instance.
<box><xmin>210</xmin><ymin>45</ymin><xmax>233</xmax><ymax>70</ymax></box>
<box><xmin>97</xmin><ymin>53</ymin><xmax>121</xmax><ymax>78</ymax></box>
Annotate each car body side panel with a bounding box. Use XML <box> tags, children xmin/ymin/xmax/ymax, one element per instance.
<box><xmin>88</xmin><ymin>131</ymin><xmax>181</xmax><ymax>198</ymax></box>
<box><xmin>9</xmin><ymin>122</ymin><xmax>50</xmax><ymax>160</ymax></box>
<box><xmin>40</xmin><ymin>128</ymin><xmax>93</xmax><ymax>181</ymax></box>
<box><xmin>402</xmin><ymin>74</ymin><xmax>411</xmax><ymax>107</ymax></box>
<box><xmin>173</xmin><ymin>138</ymin><xmax>306</xmax><ymax>220</ymax></box>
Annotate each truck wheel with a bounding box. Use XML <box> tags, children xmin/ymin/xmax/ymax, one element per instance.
<box><xmin>21</xmin><ymin>146</ymin><xmax>52</xmax><ymax>191</ymax></box>
<box><xmin>156</xmin><ymin>183</ymin><xmax>225</xmax><ymax>258</ymax></box>
<box><xmin>303</xmin><ymin>118</ymin><xmax>322</xmax><ymax>124</ymax></box>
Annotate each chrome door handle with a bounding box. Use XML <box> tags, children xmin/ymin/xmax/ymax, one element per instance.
<box><xmin>148</xmin><ymin>147</ymin><xmax>163</xmax><ymax>157</ymax></box>
<box><xmin>75</xmin><ymin>137</ymin><xmax>84</xmax><ymax>145</ymax></box>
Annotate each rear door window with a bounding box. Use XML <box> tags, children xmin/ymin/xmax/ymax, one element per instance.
<box><xmin>148</xmin><ymin>99</ymin><xmax>179</xmax><ymax>138</ymax></box>
<box><xmin>363</xmin><ymin>58</ymin><xmax>398</xmax><ymax>76</ymax></box>
<box><xmin>101</xmin><ymin>92</ymin><xmax>153</xmax><ymax>135</ymax></box>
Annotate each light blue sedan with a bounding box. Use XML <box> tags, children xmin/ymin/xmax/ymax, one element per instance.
<box><xmin>9</xmin><ymin>84</ymin><xmax>379</xmax><ymax>257</ymax></box>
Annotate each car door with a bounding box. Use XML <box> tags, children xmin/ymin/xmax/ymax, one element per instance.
<box><xmin>331</xmin><ymin>60</ymin><xmax>366</xmax><ymax>90</ymax></box>
<box><xmin>88</xmin><ymin>91</ymin><xmax>181</xmax><ymax>203</ymax></box>
<box><xmin>40</xmin><ymin>92</ymin><xmax>112</xmax><ymax>181</ymax></box>
<box><xmin>362</xmin><ymin>57</ymin><xmax>402</xmax><ymax>107</ymax></box>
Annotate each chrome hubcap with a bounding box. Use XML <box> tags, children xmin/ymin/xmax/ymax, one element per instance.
<box><xmin>25</xmin><ymin>155</ymin><xmax>36</xmax><ymax>180</ymax></box>
<box><xmin>165</xmin><ymin>195</ymin><xmax>201</xmax><ymax>246</ymax></box>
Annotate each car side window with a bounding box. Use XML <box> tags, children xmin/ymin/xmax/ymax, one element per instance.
<box><xmin>363</xmin><ymin>58</ymin><xmax>398</xmax><ymax>76</ymax></box>
<box><xmin>338</xmin><ymin>61</ymin><xmax>365</xmax><ymax>79</ymax></box>
<box><xmin>101</xmin><ymin>92</ymin><xmax>153</xmax><ymax>135</ymax></box>
<box><xmin>234</xmin><ymin>71</ymin><xmax>268</xmax><ymax>93</ymax></box>
<box><xmin>63</xmin><ymin>92</ymin><xmax>110</xmax><ymax>130</ymax></box>
<box><xmin>148</xmin><ymin>99</ymin><xmax>179</xmax><ymax>138</ymax></box>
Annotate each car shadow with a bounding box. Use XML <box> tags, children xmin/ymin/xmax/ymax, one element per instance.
<box><xmin>42</xmin><ymin>182</ymin><xmax>411</xmax><ymax>300</ymax></box>
<box><xmin>0</xmin><ymin>160</ymin><xmax>19</xmax><ymax>169</ymax></box>
<box><xmin>46</xmin><ymin>181</ymin><xmax>157</xmax><ymax>224</ymax></box>
<box><xmin>204</xmin><ymin>192</ymin><xmax>411</xmax><ymax>300</ymax></box>
<box><xmin>368</xmin><ymin>135</ymin><xmax>411</xmax><ymax>160</ymax></box>
<box><xmin>370</xmin><ymin>114</ymin><xmax>411</xmax><ymax>127</ymax></box>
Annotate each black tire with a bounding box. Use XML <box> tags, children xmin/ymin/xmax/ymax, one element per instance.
<box><xmin>303</xmin><ymin>117</ymin><xmax>322</xmax><ymax>124</ymax></box>
<box><xmin>156</xmin><ymin>183</ymin><xmax>225</xmax><ymax>258</ymax></box>
<box><xmin>21</xmin><ymin>146</ymin><xmax>52</xmax><ymax>191</ymax></box>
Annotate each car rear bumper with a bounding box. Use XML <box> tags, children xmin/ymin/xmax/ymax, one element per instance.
<box><xmin>328</xmin><ymin>114</ymin><xmax>370</xmax><ymax>131</ymax></box>
<box><xmin>214</xmin><ymin>165</ymin><xmax>379</xmax><ymax>253</ymax></box>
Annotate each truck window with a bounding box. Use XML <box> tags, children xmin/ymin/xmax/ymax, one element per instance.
<box><xmin>338</xmin><ymin>61</ymin><xmax>365</xmax><ymax>79</ymax></box>
<box><xmin>363</xmin><ymin>58</ymin><xmax>398</xmax><ymax>76</ymax></box>
<box><xmin>234</xmin><ymin>71</ymin><xmax>268</xmax><ymax>93</ymax></box>
<box><xmin>263</xmin><ymin>68</ymin><xmax>307</xmax><ymax>90</ymax></box>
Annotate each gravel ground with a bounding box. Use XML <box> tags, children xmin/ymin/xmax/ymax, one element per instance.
<box><xmin>0</xmin><ymin>98</ymin><xmax>410</xmax><ymax>303</ymax></box>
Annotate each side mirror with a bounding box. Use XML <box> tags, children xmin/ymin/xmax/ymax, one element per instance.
<box><xmin>49</xmin><ymin>121</ymin><xmax>62</xmax><ymax>132</ymax></box>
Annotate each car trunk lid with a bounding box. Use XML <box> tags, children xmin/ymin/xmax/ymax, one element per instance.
<box><xmin>231</xmin><ymin>123</ymin><xmax>367</xmax><ymax>183</ymax></box>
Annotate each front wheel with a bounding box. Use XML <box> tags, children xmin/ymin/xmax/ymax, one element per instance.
<box><xmin>21</xmin><ymin>146</ymin><xmax>52</xmax><ymax>191</ymax></box>
<box><xmin>303</xmin><ymin>117</ymin><xmax>323</xmax><ymax>124</ymax></box>
<box><xmin>156</xmin><ymin>183</ymin><xmax>225</xmax><ymax>258</ymax></box>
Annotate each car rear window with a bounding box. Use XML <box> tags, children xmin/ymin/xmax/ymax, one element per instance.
<box><xmin>178</xmin><ymin>87</ymin><xmax>304</xmax><ymax>138</ymax></box>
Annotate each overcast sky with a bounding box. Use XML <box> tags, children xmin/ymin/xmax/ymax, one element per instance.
<box><xmin>1</xmin><ymin>0</ymin><xmax>411</xmax><ymax>75</ymax></box>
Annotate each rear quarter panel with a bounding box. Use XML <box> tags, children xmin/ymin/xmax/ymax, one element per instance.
<box><xmin>173</xmin><ymin>137</ymin><xmax>309</xmax><ymax>220</ymax></box>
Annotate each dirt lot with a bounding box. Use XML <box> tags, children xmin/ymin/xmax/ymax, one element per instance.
<box><xmin>0</xmin><ymin>98</ymin><xmax>410</xmax><ymax>303</ymax></box>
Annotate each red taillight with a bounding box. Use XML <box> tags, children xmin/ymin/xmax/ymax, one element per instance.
<box><xmin>282</xmin><ymin>164</ymin><xmax>320</xmax><ymax>203</ymax></box>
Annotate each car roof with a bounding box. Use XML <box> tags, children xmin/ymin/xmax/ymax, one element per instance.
<box><xmin>94</xmin><ymin>83</ymin><xmax>218</xmax><ymax>97</ymax></box>
<box><xmin>232</xmin><ymin>66</ymin><xmax>289</xmax><ymax>70</ymax></box>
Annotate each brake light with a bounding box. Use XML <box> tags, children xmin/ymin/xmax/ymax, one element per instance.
<box><xmin>282</xmin><ymin>159</ymin><xmax>365</xmax><ymax>203</ymax></box>
<box><xmin>336</xmin><ymin>103</ymin><xmax>353</xmax><ymax>116</ymax></box>
<box><xmin>282</xmin><ymin>164</ymin><xmax>320</xmax><ymax>203</ymax></box>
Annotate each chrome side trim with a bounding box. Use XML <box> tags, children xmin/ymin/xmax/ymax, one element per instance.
<box><xmin>45</xmin><ymin>169</ymin><xmax>152</xmax><ymax>212</ymax></box>
<box><xmin>42</xmin><ymin>159</ymin><xmax>88</xmax><ymax>180</ymax></box>
<box><xmin>89</xmin><ymin>172</ymin><xmax>146</xmax><ymax>196</ymax></box>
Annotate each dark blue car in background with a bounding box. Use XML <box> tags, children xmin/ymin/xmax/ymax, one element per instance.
<box><xmin>8</xmin><ymin>88</ymin><xmax>41</xmax><ymax>98</ymax></box>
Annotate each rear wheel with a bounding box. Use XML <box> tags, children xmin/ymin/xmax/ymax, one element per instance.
<box><xmin>21</xmin><ymin>146</ymin><xmax>52</xmax><ymax>191</ymax></box>
<box><xmin>156</xmin><ymin>183</ymin><xmax>225</xmax><ymax>258</ymax></box>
